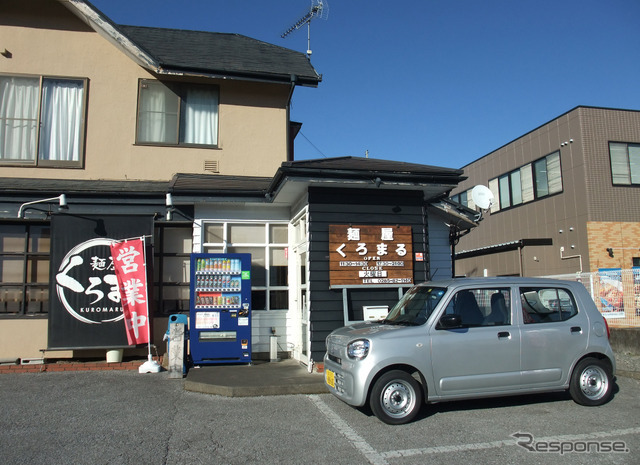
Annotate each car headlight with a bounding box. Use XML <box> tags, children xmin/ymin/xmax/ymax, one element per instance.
<box><xmin>347</xmin><ymin>339</ymin><xmax>370</xmax><ymax>360</ymax></box>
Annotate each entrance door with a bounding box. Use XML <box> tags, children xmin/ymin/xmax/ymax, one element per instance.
<box><xmin>295</xmin><ymin>249</ymin><xmax>309</xmax><ymax>364</ymax></box>
<box><xmin>291</xmin><ymin>211</ymin><xmax>310</xmax><ymax>365</ymax></box>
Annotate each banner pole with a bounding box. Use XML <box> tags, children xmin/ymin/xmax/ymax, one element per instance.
<box><xmin>111</xmin><ymin>234</ymin><xmax>153</xmax><ymax>244</ymax></box>
<box><xmin>138</xmin><ymin>235</ymin><xmax>161</xmax><ymax>373</ymax></box>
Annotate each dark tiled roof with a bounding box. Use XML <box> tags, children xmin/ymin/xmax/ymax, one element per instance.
<box><xmin>169</xmin><ymin>157</ymin><xmax>465</xmax><ymax>198</ymax></box>
<box><xmin>281</xmin><ymin>157</ymin><xmax>464</xmax><ymax>176</ymax></box>
<box><xmin>169</xmin><ymin>174</ymin><xmax>272</xmax><ymax>195</ymax></box>
<box><xmin>1</xmin><ymin>157</ymin><xmax>462</xmax><ymax>203</ymax></box>
<box><xmin>0</xmin><ymin>178</ymin><xmax>167</xmax><ymax>196</ymax></box>
<box><xmin>118</xmin><ymin>25</ymin><xmax>321</xmax><ymax>86</ymax></box>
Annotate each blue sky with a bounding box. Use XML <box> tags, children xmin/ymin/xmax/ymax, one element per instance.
<box><xmin>90</xmin><ymin>0</ymin><xmax>640</xmax><ymax>168</ymax></box>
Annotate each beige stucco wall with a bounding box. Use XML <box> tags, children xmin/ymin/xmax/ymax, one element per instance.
<box><xmin>0</xmin><ymin>0</ymin><xmax>290</xmax><ymax>181</ymax></box>
<box><xmin>0</xmin><ymin>317</ymin><xmax>172</xmax><ymax>362</ymax></box>
<box><xmin>0</xmin><ymin>319</ymin><xmax>63</xmax><ymax>360</ymax></box>
<box><xmin>0</xmin><ymin>1</ymin><xmax>293</xmax><ymax>362</ymax></box>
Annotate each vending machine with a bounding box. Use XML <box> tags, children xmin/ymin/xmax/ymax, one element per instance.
<box><xmin>189</xmin><ymin>253</ymin><xmax>252</xmax><ymax>365</ymax></box>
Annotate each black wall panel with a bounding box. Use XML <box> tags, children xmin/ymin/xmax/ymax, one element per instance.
<box><xmin>307</xmin><ymin>187</ymin><xmax>431</xmax><ymax>360</ymax></box>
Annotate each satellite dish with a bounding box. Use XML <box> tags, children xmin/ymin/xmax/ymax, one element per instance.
<box><xmin>471</xmin><ymin>185</ymin><xmax>494</xmax><ymax>210</ymax></box>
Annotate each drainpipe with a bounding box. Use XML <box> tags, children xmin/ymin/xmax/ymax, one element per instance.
<box><xmin>422</xmin><ymin>204</ymin><xmax>429</xmax><ymax>281</ymax></box>
<box><xmin>560</xmin><ymin>246</ymin><xmax>583</xmax><ymax>273</ymax></box>
<box><xmin>519</xmin><ymin>244</ymin><xmax>524</xmax><ymax>277</ymax></box>
<box><xmin>286</xmin><ymin>75</ymin><xmax>297</xmax><ymax>162</ymax></box>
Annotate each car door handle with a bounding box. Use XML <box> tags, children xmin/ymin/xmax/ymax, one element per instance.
<box><xmin>498</xmin><ymin>331</ymin><xmax>511</xmax><ymax>339</ymax></box>
<box><xmin>571</xmin><ymin>326</ymin><xmax>582</xmax><ymax>333</ymax></box>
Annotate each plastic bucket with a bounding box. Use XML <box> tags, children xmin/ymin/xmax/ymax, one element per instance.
<box><xmin>106</xmin><ymin>349</ymin><xmax>123</xmax><ymax>363</ymax></box>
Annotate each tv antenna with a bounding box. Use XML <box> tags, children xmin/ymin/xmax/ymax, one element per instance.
<box><xmin>281</xmin><ymin>0</ymin><xmax>329</xmax><ymax>57</ymax></box>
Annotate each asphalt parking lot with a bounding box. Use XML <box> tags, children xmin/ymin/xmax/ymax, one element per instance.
<box><xmin>1</xmin><ymin>370</ymin><xmax>638</xmax><ymax>465</ymax></box>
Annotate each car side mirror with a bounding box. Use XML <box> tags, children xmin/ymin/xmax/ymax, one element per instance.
<box><xmin>438</xmin><ymin>314</ymin><xmax>462</xmax><ymax>329</ymax></box>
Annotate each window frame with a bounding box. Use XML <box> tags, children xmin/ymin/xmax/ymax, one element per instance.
<box><xmin>519</xmin><ymin>286</ymin><xmax>578</xmax><ymax>324</ymax></box>
<box><xmin>0</xmin><ymin>73</ymin><xmax>87</xmax><ymax>168</ymax></box>
<box><xmin>135</xmin><ymin>79</ymin><xmax>220</xmax><ymax>148</ymax></box>
<box><xmin>201</xmin><ymin>221</ymin><xmax>289</xmax><ymax>311</ymax></box>
<box><xmin>440</xmin><ymin>287</ymin><xmax>511</xmax><ymax>328</ymax></box>
<box><xmin>484</xmin><ymin>150</ymin><xmax>563</xmax><ymax>213</ymax></box>
<box><xmin>0</xmin><ymin>222</ymin><xmax>51</xmax><ymax>317</ymax></box>
<box><xmin>153</xmin><ymin>223</ymin><xmax>193</xmax><ymax>316</ymax></box>
<box><xmin>609</xmin><ymin>141</ymin><xmax>640</xmax><ymax>186</ymax></box>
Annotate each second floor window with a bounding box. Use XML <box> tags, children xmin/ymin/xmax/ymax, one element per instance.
<box><xmin>610</xmin><ymin>142</ymin><xmax>640</xmax><ymax>185</ymax></box>
<box><xmin>0</xmin><ymin>75</ymin><xmax>86</xmax><ymax>166</ymax></box>
<box><xmin>488</xmin><ymin>151</ymin><xmax>562</xmax><ymax>212</ymax></box>
<box><xmin>136</xmin><ymin>80</ymin><xmax>219</xmax><ymax>147</ymax></box>
<box><xmin>452</xmin><ymin>151</ymin><xmax>562</xmax><ymax>213</ymax></box>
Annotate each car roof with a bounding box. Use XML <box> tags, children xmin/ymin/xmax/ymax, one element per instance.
<box><xmin>417</xmin><ymin>277</ymin><xmax>580</xmax><ymax>289</ymax></box>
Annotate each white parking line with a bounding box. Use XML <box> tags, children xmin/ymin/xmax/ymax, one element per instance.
<box><xmin>309</xmin><ymin>394</ymin><xmax>640</xmax><ymax>463</ymax></box>
<box><xmin>383</xmin><ymin>427</ymin><xmax>640</xmax><ymax>458</ymax></box>
<box><xmin>308</xmin><ymin>395</ymin><xmax>389</xmax><ymax>465</ymax></box>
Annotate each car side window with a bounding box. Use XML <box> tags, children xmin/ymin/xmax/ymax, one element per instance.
<box><xmin>443</xmin><ymin>288</ymin><xmax>511</xmax><ymax>327</ymax></box>
<box><xmin>520</xmin><ymin>287</ymin><xmax>578</xmax><ymax>324</ymax></box>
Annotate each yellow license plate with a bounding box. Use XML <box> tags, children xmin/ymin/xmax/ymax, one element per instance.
<box><xmin>325</xmin><ymin>369</ymin><xmax>335</xmax><ymax>388</ymax></box>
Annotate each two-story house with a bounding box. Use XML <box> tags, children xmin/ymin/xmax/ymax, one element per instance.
<box><xmin>1</xmin><ymin>0</ymin><xmax>473</xmax><ymax>367</ymax></box>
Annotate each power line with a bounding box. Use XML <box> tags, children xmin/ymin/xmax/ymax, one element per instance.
<box><xmin>299</xmin><ymin>131</ymin><xmax>327</xmax><ymax>158</ymax></box>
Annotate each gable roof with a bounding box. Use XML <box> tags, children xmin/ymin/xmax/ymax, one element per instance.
<box><xmin>271</xmin><ymin>156</ymin><xmax>465</xmax><ymax>187</ymax></box>
<box><xmin>61</xmin><ymin>0</ymin><xmax>320</xmax><ymax>86</ymax></box>
<box><xmin>118</xmin><ymin>25</ymin><xmax>321</xmax><ymax>86</ymax></box>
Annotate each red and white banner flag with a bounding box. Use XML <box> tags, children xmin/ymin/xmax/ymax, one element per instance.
<box><xmin>110</xmin><ymin>238</ymin><xmax>150</xmax><ymax>346</ymax></box>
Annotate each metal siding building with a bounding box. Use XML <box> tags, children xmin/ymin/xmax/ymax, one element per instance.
<box><xmin>451</xmin><ymin>106</ymin><xmax>640</xmax><ymax>277</ymax></box>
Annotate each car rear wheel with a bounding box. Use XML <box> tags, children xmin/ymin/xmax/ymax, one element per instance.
<box><xmin>370</xmin><ymin>370</ymin><xmax>423</xmax><ymax>425</ymax></box>
<box><xmin>569</xmin><ymin>357</ymin><xmax>613</xmax><ymax>406</ymax></box>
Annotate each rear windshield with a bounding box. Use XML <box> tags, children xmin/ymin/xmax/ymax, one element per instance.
<box><xmin>384</xmin><ymin>286</ymin><xmax>447</xmax><ymax>326</ymax></box>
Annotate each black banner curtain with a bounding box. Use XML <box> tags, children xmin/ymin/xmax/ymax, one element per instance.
<box><xmin>48</xmin><ymin>214</ymin><xmax>153</xmax><ymax>350</ymax></box>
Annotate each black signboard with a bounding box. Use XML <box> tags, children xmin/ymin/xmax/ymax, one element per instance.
<box><xmin>48</xmin><ymin>214</ymin><xmax>153</xmax><ymax>349</ymax></box>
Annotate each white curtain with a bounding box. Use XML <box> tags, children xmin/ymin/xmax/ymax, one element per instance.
<box><xmin>181</xmin><ymin>87</ymin><xmax>218</xmax><ymax>145</ymax></box>
<box><xmin>38</xmin><ymin>79</ymin><xmax>84</xmax><ymax>161</ymax></box>
<box><xmin>609</xmin><ymin>143</ymin><xmax>630</xmax><ymax>184</ymax></box>
<box><xmin>547</xmin><ymin>152</ymin><xmax>562</xmax><ymax>194</ymax></box>
<box><xmin>0</xmin><ymin>76</ymin><xmax>39</xmax><ymax>161</ymax></box>
<box><xmin>137</xmin><ymin>82</ymin><xmax>178</xmax><ymax>144</ymax></box>
<box><xmin>520</xmin><ymin>164</ymin><xmax>534</xmax><ymax>203</ymax></box>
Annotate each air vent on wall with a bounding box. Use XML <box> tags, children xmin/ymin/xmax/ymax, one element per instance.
<box><xmin>204</xmin><ymin>160</ymin><xmax>219</xmax><ymax>173</ymax></box>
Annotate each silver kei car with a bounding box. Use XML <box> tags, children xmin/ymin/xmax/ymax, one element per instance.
<box><xmin>324</xmin><ymin>277</ymin><xmax>616</xmax><ymax>425</ymax></box>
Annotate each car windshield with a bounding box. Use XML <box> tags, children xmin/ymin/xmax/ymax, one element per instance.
<box><xmin>384</xmin><ymin>286</ymin><xmax>447</xmax><ymax>326</ymax></box>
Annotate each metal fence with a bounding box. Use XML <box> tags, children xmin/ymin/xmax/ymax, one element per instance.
<box><xmin>545</xmin><ymin>269</ymin><xmax>640</xmax><ymax>328</ymax></box>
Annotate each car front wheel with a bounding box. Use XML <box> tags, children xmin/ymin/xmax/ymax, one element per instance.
<box><xmin>370</xmin><ymin>370</ymin><xmax>423</xmax><ymax>425</ymax></box>
<box><xmin>569</xmin><ymin>357</ymin><xmax>613</xmax><ymax>406</ymax></box>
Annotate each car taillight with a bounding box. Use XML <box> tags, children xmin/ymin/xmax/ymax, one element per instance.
<box><xmin>603</xmin><ymin>317</ymin><xmax>611</xmax><ymax>340</ymax></box>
